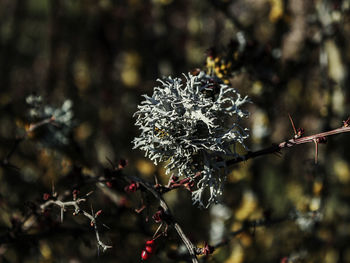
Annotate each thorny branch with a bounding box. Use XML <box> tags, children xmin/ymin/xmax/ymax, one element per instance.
<box><xmin>226</xmin><ymin>121</ymin><xmax>350</xmax><ymax>166</ymax></box>
<box><xmin>1</xmin><ymin>115</ymin><xmax>350</xmax><ymax>261</ymax></box>
<box><xmin>40</xmin><ymin>195</ymin><xmax>112</xmax><ymax>252</ymax></box>
<box><xmin>124</xmin><ymin>175</ymin><xmax>200</xmax><ymax>263</ymax></box>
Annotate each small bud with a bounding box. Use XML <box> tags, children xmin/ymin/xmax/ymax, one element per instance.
<box><xmin>43</xmin><ymin>193</ymin><xmax>51</xmax><ymax>201</ymax></box>
<box><xmin>124</xmin><ymin>181</ymin><xmax>139</xmax><ymax>193</ymax></box>
<box><xmin>316</xmin><ymin>136</ymin><xmax>327</xmax><ymax>144</ymax></box>
<box><xmin>152</xmin><ymin>207</ymin><xmax>165</xmax><ymax>223</ymax></box>
<box><xmin>95</xmin><ymin>210</ymin><xmax>102</xmax><ymax>217</ymax></box>
<box><xmin>72</xmin><ymin>189</ymin><xmax>79</xmax><ymax>200</ymax></box>
<box><xmin>118</xmin><ymin>159</ymin><xmax>128</xmax><ymax>169</ymax></box>
<box><xmin>106</xmin><ymin>181</ymin><xmax>113</xmax><ymax>188</ymax></box>
<box><xmin>296</xmin><ymin>128</ymin><xmax>305</xmax><ymax>137</ymax></box>
<box><xmin>202</xmin><ymin>242</ymin><xmax>214</xmax><ymax>256</ymax></box>
<box><xmin>343</xmin><ymin>117</ymin><xmax>350</xmax><ymax>127</ymax></box>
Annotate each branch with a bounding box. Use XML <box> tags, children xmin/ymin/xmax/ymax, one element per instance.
<box><xmin>227</xmin><ymin>123</ymin><xmax>350</xmax><ymax>166</ymax></box>
<box><xmin>40</xmin><ymin>196</ymin><xmax>112</xmax><ymax>252</ymax></box>
<box><xmin>213</xmin><ymin>210</ymin><xmax>321</xmax><ymax>249</ymax></box>
<box><xmin>125</xmin><ymin>175</ymin><xmax>200</xmax><ymax>263</ymax></box>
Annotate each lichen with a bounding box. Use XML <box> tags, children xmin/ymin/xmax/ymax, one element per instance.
<box><xmin>133</xmin><ymin>71</ymin><xmax>250</xmax><ymax>207</ymax></box>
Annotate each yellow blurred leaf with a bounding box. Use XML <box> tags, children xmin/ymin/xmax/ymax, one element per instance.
<box><xmin>269</xmin><ymin>0</ymin><xmax>284</xmax><ymax>22</ymax></box>
<box><xmin>39</xmin><ymin>241</ymin><xmax>52</xmax><ymax>260</ymax></box>
<box><xmin>136</xmin><ymin>159</ymin><xmax>156</xmax><ymax>177</ymax></box>
<box><xmin>334</xmin><ymin>160</ymin><xmax>350</xmax><ymax>183</ymax></box>
<box><xmin>225</xmin><ymin>243</ymin><xmax>244</xmax><ymax>263</ymax></box>
<box><xmin>235</xmin><ymin>191</ymin><xmax>257</xmax><ymax>221</ymax></box>
<box><xmin>74</xmin><ymin>122</ymin><xmax>92</xmax><ymax>142</ymax></box>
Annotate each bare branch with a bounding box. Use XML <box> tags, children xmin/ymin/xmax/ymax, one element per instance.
<box><xmin>40</xmin><ymin>196</ymin><xmax>112</xmax><ymax>252</ymax></box>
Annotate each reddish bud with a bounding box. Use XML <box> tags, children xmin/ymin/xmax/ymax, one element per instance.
<box><xmin>141</xmin><ymin>249</ymin><xmax>150</xmax><ymax>260</ymax></box>
<box><xmin>296</xmin><ymin>128</ymin><xmax>305</xmax><ymax>137</ymax></box>
<box><xmin>43</xmin><ymin>193</ymin><xmax>51</xmax><ymax>201</ymax></box>
<box><xmin>124</xmin><ymin>181</ymin><xmax>139</xmax><ymax>193</ymax></box>
<box><xmin>280</xmin><ymin>257</ymin><xmax>289</xmax><ymax>263</ymax></box>
<box><xmin>72</xmin><ymin>189</ymin><xmax>79</xmax><ymax>200</ymax></box>
<box><xmin>316</xmin><ymin>136</ymin><xmax>327</xmax><ymax>144</ymax></box>
<box><xmin>152</xmin><ymin>207</ymin><xmax>165</xmax><ymax>223</ymax></box>
<box><xmin>343</xmin><ymin>117</ymin><xmax>350</xmax><ymax>127</ymax></box>
<box><xmin>202</xmin><ymin>242</ymin><xmax>214</xmax><ymax>256</ymax></box>
<box><xmin>95</xmin><ymin>210</ymin><xmax>102</xmax><ymax>217</ymax></box>
<box><xmin>106</xmin><ymin>181</ymin><xmax>113</xmax><ymax>188</ymax></box>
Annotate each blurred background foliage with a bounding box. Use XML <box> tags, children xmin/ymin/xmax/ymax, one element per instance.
<box><xmin>1</xmin><ymin>0</ymin><xmax>350</xmax><ymax>262</ymax></box>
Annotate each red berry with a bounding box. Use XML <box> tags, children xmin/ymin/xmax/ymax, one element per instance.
<box><xmin>145</xmin><ymin>245</ymin><xmax>154</xmax><ymax>254</ymax></box>
<box><xmin>141</xmin><ymin>250</ymin><xmax>150</xmax><ymax>260</ymax></box>
<box><xmin>145</xmin><ymin>240</ymin><xmax>155</xmax><ymax>246</ymax></box>
<box><xmin>145</xmin><ymin>239</ymin><xmax>156</xmax><ymax>254</ymax></box>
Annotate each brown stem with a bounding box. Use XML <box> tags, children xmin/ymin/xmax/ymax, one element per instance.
<box><xmin>126</xmin><ymin>175</ymin><xmax>199</xmax><ymax>263</ymax></box>
<box><xmin>227</xmin><ymin>125</ymin><xmax>350</xmax><ymax>166</ymax></box>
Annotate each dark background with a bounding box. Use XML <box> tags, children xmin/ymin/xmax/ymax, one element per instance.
<box><xmin>1</xmin><ymin>0</ymin><xmax>350</xmax><ymax>262</ymax></box>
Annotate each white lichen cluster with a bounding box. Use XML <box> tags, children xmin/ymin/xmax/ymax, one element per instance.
<box><xmin>26</xmin><ymin>95</ymin><xmax>74</xmax><ymax>146</ymax></box>
<box><xmin>133</xmin><ymin>72</ymin><xmax>250</xmax><ymax>207</ymax></box>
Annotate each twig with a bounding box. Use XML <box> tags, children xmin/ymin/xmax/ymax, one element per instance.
<box><xmin>213</xmin><ymin>216</ymin><xmax>289</xmax><ymax>249</ymax></box>
<box><xmin>1</xmin><ymin>116</ymin><xmax>56</xmax><ymax>169</ymax></box>
<box><xmin>40</xmin><ymin>197</ymin><xmax>112</xmax><ymax>252</ymax></box>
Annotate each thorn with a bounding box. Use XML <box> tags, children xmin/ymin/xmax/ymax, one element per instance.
<box><xmin>313</xmin><ymin>139</ymin><xmax>318</xmax><ymax>164</ymax></box>
<box><xmin>60</xmin><ymin>208</ymin><xmax>64</xmax><ymax>223</ymax></box>
<box><xmin>135</xmin><ymin>204</ymin><xmax>146</xmax><ymax>214</ymax></box>
<box><xmin>105</xmin><ymin>157</ymin><xmax>115</xmax><ymax>169</ymax></box>
<box><xmin>90</xmin><ymin>204</ymin><xmax>94</xmax><ymax>215</ymax></box>
<box><xmin>153</xmin><ymin>223</ymin><xmax>163</xmax><ymax>239</ymax></box>
<box><xmin>288</xmin><ymin>113</ymin><xmax>297</xmax><ymax>136</ymax></box>
<box><xmin>52</xmin><ymin>181</ymin><xmax>56</xmax><ymax>197</ymax></box>
<box><xmin>102</xmin><ymin>223</ymin><xmax>111</xmax><ymax>230</ymax></box>
<box><xmin>85</xmin><ymin>191</ymin><xmax>94</xmax><ymax>197</ymax></box>
<box><xmin>154</xmin><ymin>174</ymin><xmax>159</xmax><ymax>185</ymax></box>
